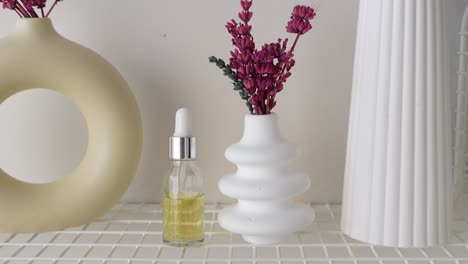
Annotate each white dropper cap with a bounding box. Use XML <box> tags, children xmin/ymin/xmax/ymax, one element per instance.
<box><xmin>170</xmin><ymin>108</ymin><xmax>196</xmax><ymax>160</ymax></box>
<box><xmin>173</xmin><ymin>108</ymin><xmax>193</xmax><ymax>137</ymax></box>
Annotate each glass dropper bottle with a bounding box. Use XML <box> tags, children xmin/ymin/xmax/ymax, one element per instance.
<box><xmin>162</xmin><ymin>108</ymin><xmax>204</xmax><ymax>246</ymax></box>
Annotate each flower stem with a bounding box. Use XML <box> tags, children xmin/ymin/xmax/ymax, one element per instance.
<box><xmin>15</xmin><ymin>3</ymin><xmax>30</xmax><ymax>18</ymax></box>
<box><xmin>289</xmin><ymin>33</ymin><xmax>301</xmax><ymax>54</ymax></box>
<box><xmin>277</xmin><ymin>33</ymin><xmax>301</xmax><ymax>82</ymax></box>
<box><xmin>46</xmin><ymin>0</ymin><xmax>59</xmax><ymax>18</ymax></box>
<box><xmin>20</xmin><ymin>0</ymin><xmax>38</xmax><ymax>17</ymax></box>
<box><xmin>266</xmin><ymin>97</ymin><xmax>270</xmax><ymax>114</ymax></box>
<box><xmin>14</xmin><ymin>9</ymin><xmax>23</xmax><ymax>18</ymax></box>
<box><xmin>41</xmin><ymin>7</ymin><xmax>45</xmax><ymax>17</ymax></box>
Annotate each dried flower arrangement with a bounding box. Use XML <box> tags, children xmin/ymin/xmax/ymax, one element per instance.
<box><xmin>1</xmin><ymin>0</ymin><xmax>63</xmax><ymax>18</ymax></box>
<box><xmin>209</xmin><ymin>0</ymin><xmax>316</xmax><ymax>115</ymax></box>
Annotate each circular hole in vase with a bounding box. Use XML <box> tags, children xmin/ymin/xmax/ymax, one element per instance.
<box><xmin>0</xmin><ymin>88</ymin><xmax>88</xmax><ymax>184</ymax></box>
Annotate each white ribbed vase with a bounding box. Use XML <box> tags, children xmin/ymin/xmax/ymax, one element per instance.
<box><xmin>218</xmin><ymin>113</ymin><xmax>314</xmax><ymax>245</ymax></box>
<box><xmin>341</xmin><ymin>0</ymin><xmax>452</xmax><ymax>247</ymax></box>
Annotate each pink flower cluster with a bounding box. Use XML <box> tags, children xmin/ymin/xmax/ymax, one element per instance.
<box><xmin>286</xmin><ymin>5</ymin><xmax>316</xmax><ymax>34</ymax></box>
<box><xmin>225</xmin><ymin>0</ymin><xmax>316</xmax><ymax>115</ymax></box>
<box><xmin>1</xmin><ymin>0</ymin><xmax>63</xmax><ymax>18</ymax></box>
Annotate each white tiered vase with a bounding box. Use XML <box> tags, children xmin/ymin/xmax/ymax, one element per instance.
<box><xmin>218</xmin><ymin>113</ymin><xmax>314</xmax><ymax>245</ymax></box>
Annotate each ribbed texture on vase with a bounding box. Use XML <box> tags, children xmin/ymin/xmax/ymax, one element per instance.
<box><xmin>453</xmin><ymin>7</ymin><xmax>468</xmax><ymax>201</ymax></box>
<box><xmin>218</xmin><ymin>114</ymin><xmax>314</xmax><ymax>245</ymax></box>
<box><xmin>341</xmin><ymin>0</ymin><xmax>452</xmax><ymax>248</ymax></box>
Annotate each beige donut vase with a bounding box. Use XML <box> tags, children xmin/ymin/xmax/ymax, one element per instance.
<box><xmin>0</xmin><ymin>18</ymin><xmax>143</xmax><ymax>233</ymax></box>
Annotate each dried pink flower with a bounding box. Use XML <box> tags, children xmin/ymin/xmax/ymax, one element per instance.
<box><xmin>2</xmin><ymin>0</ymin><xmax>15</xmax><ymax>10</ymax></box>
<box><xmin>239</xmin><ymin>10</ymin><xmax>253</xmax><ymax>23</ymax></box>
<box><xmin>240</xmin><ymin>0</ymin><xmax>252</xmax><ymax>11</ymax></box>
<box><xmin>286</xmin><ymin>5</ymin><xmax>316</xmax><ymax>35</ymax></box>
<box><xmin>286</xmin><ymin>19</ymin><xmax>313</xmax><ymax>35</ymax></box>
<box><xmin>292</xmin><ymin>5</ymin><xmax>316</xmax><ymax>20</ymax></box>
<box><xmin>211</xmin><ymin>1</ymin><xmax>317</xmax><ymax>115</ymax></box>
<box><xmin>1</xmin><ymin>0</ymin><xmax>64</xmax><ymax>18</ymax></box>
<box><xmin>31</xmin><ymin>0</ymin><xmax>47</xmax><ymax>8</ymax></box>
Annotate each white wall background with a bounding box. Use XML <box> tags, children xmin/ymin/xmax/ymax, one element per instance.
<box><xmin>0</xmin><ymin>0</ymin><xmax>464</xmax><ymax>203</ymax></box>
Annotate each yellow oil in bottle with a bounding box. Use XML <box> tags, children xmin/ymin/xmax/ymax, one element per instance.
<box><xmin>163</xmin><ymin>193</ymin><xmax>205</xmax><ymax>245</ymax></box>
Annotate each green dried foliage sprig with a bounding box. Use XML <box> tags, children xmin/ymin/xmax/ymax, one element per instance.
<box><xmin>209</xmin><ymin>56</ymin><xmax>253</xmax><ymax>113</ymax></box>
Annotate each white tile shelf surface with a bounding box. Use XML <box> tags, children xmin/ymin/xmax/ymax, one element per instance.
<box><xmin>1</xmin><ymin>203</ymin><xmax>468</xmax><ymax>264</ymax></box>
